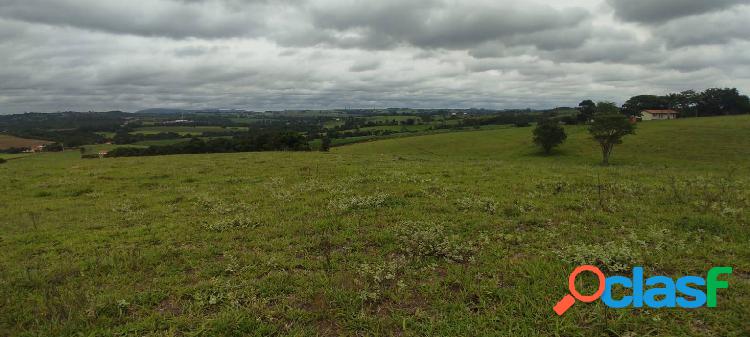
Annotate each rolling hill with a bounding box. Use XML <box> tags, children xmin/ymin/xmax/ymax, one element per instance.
<box><xmin>1</xmin><ymin>116</ymin><xmax>748</xmax><ymax>336</ymax></box>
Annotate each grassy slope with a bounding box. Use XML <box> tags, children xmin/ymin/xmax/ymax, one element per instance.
<box><xmin>1</xmin><ymin>116</ymin><xmax>749</xmax><ymax>336</ymax></box>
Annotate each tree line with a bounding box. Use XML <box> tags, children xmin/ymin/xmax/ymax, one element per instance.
<box><xmin>106</xmin><ymin>131</ymin><xmax>310</xmax><ymax>157</ymax></box>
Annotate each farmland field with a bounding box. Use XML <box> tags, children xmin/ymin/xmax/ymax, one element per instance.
<box><xmin>0</xmin><ymin>134</ymin><xmax>51</xmax><ymax>149</ymax></box>
<box><xmin>131</xmin><ymin>126</ymin><xmax>249</xmax><ymax>136</ymax></box>
<box><xmin>1</xmin><ymin>116</ymin><xmax>749</xmax><ymax>336</ymax></box>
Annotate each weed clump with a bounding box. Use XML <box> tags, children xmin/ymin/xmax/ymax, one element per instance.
<box><xmin>456</xmin><ymin>197</ymin><xmax>497</xmax><ymax>214</ymax></box>
<box><xmin>396</xmin><ymin>222</ymin><xmax>488</xmax><ymax>263</ymax></box>
<box><xmin>194</xmin><ymin>197</ymin><xmax>249</xmax><ymax>215</ymax></box>
<box><xmin>557</xmin><ymin>241</ymin><xmax>637</xmax><ymax>273</ymax></box>
<box><xmin>357</xmin><ymin>257</ymin><xmax>407</xmax><ymax>302</ymax></box>
<box><xmin>503</xmin><ymin>200</ymin><xmax>537</xmax><ymax>217</ymax></box>
<box><xmin>330</xmin><ymin>193</ymin><xmax>391</xmax><ymax>211</ymax></box>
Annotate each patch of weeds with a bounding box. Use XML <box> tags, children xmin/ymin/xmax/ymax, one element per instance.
<box><xmin>330</xmin><ymin>193</ymin><xmax>391</xmax><ymax>212</ymax></box>
<box><xmin>675</xmin><ymin>175</ymin><xmax>748</xmax><ymax>217</ymax></box>
<box><xmin>191</xmin><ymin>279</ymin><xmax>267</xmax><ymax>310</ymax></box>
<box><xmin>396</xmin><ymin>221</ymin><xmax>488</xmax><ymax>263</ymax></box>
<box><xmin>456</xmin><ymin>197</ymin><xmax>498</xmax><ymax>214</ymax></box>
<box><xmin>204</xmin><ymin>216</ymin><xmax>263</xmax><ymax>232</ymax></box>
<box><xmin>503</xmin><ymin>200</ymin><xmax>537</xmax><ymax>217</ymax></box>
<box><xmin>357</xmin><ymin>256</ymin><xmax>407</xmax><ymax>303</ymax></box>
<box><xmin>223</xmin><ymin>253</ymin><xmax>242</xmax><ymax>274</ymax></box>
<box><xmin>536</xmin><ymin>180</ymin><xmax>572</xmax><ymax>195</ymax></box>
<box><xmin>557</xmin><ymin>241</ymin><xmax>638</xmax><ymax>273</ymax></box>
<box><xmin>194</xmin><ymin>197</ymin><xmax>249</xmax><ymax>215</ymax></box>
<box><xmin>264</xmin><ymin>177</ymin><xmax>294</xmax><ymax>201</ymax></box>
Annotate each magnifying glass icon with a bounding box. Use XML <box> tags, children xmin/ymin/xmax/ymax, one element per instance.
<box><xmin>554</xmin><ymin>265</ymin><xmax>606</xmax><ymax>316</ymax></box>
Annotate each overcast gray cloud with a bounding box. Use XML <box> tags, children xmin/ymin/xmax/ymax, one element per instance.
<box><xmin>606</xmin><ymin>0</ymin><xmax>750</xmax><ymax>24</ymax></box>
<box><xmin>0</xmin><ymin>0</ymin><xmax>749</xmax><ymax>113</ymax></box>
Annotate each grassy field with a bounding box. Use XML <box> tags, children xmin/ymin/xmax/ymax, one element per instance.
<box><xmin>1</xmin><ymin>116</ymin><xmax>749</xmax><ymax>336</ymax></box>
<box><xmin>0</xmin><ymin>134</ymin><xmax>51</xmax><ymax>150</ymax></box>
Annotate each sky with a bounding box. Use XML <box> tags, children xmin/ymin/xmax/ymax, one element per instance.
<box><xmin>1</xmin><ymin>0</ymin><xmax>749</xmax><ymax>113</ymax></box>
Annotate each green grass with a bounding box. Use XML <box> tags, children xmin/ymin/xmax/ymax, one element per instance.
<box><xmin>0</xmin><ymin>153</ymin><xmax>32</xmax><ymax>160</ymax></box>
<box><xmin>1</xmin><ymin>116</ymin><xmax>749</xmax><ymax>336</ymax></box>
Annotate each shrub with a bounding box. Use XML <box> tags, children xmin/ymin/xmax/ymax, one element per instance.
<box><xmin>0</xmin><ymin>158</ymin><xmax>6</xmax><ymax>165</ymax></box>
<box><xmin>533</xmin><ymin>119</ymin><xmax>567</xmax><ymax>154</ymax></box>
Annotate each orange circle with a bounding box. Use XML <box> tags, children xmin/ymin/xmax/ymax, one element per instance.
<box><xmin>568</xmin><ymin>265</ymin><xmax>605</xmax><ymax>303</ymax></box>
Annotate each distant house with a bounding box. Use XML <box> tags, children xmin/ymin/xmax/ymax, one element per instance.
<box><xmin>25</xmin><ymin>145</ymin><xmax>46</xmax><ymax>153</ymax></box>
<box><xmin>641</xmin><ymin>109</ymin><xmax>679</xmax><ymax>121</ymax></box>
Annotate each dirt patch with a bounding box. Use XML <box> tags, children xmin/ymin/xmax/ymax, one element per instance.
<box><xmin>156</xmin><ymin>297</ymin><xmax>183</xmax><ymax>315</ymax></box>
<box><xmin>0</xmin><ymin>134</ymin><xmax>51</xmax><ymax>150</ymax></box>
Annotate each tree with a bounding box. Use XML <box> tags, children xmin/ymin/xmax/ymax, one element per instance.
<box><xmin>667</xmin><ymin>90</ymin><xmax>698</xmax><ymax>117</ymax></box>
<box><xmin>595</xmin><ymin>101</ymin><xmax>621</xmax><ymax>114</ymax></box>
<box><xmin>533</xmin><ymin>120</ymin><xmax>567</xmax><ymax>154</ymax></box>
<box><xmin>589</xmin><ymin>113</ymin><xmax>636</xmax><ymax>165</ymax></box>
<box><xmin>577</xmin><ymin>100</ymin><xmax>596</xmax><ymax>123</ymax></box>
<box><xmin>44</xmin><ymin>143</ymin><xmax>64</xmax><ymax>152</ymax></box>
<box><xmin>320</xmin><ymin>136</ymin><xmax>332</xmax><ymax>152</ymax></box>
<box><xmin>621</xmin><ymin>95</ymin><xmax>670</xmax><ymax>117</ymax></box>
<box><xmin>697</xmin><ymin>88</ymin><xmax>750</xmax><ymax>116</ymax></box>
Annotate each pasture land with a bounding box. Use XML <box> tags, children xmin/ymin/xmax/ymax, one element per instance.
<box><xmin>0</xmin><ymin>134</ymin><xmax>51</xmax><ymax>150</ymax></box>
<box><xmin>131</xmin><ymin>126</ymin><xmax>249</xmax><ymax>136</ymax></box>
<box><xmin>1</xmin><ymin>116</ymin><xmax>748</xmax><ymax>336</ymax></box>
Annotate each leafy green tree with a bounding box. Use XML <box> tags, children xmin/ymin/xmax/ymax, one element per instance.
<box><xmin>621</xmin><ymin>95</ymin><xmax>670</xmax><ymax>116</ymax></box>
<box><xmin>697</xmin><ymin>88</ymin><xmax>750</xmax><ymax>116</ymax></box>
<box><xmin>577</xmin><ymin>100</ymin><xmax>596</xmax><ymax>123</ymax></box>
<box><xmin>533</xmin><ymin>120</ymin><xmax>567</xmax><ymax>154</ymax></box>
<box><xmin>667</xmin><ymin>90</ymin><xmax>698</xmax><ymax>117</ymax></box>
<box><xmin>595</xmin><ymin>101</ymin><xmax>621</xmax><ymax>114</ymax></box>
<box><xmin>589</xmin><ymin>113</ymin><xmax>636</xmax><ymax>165</ymax></box>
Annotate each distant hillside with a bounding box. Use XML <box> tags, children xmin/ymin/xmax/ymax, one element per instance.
<box><xmin>135</xmin><ymin>108</ymin><xmax>253</xmax><ymax>114</ymax></box>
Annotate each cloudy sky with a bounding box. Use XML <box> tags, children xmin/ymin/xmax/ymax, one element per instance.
<box><xmin>1</xmin><ymin>0</ymin><xmax>749</xmax><ymax>113</ymax></box>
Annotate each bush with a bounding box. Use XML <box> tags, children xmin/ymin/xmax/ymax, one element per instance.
<box><xmin>0</xmin><ymin>158</ymin><xmax>6</xmax><ymax>165</ymax></box>
<box><xmin>533</xmin><ymin>119</ymin><xmax>567</xmax><ymax>154</ymax></box>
